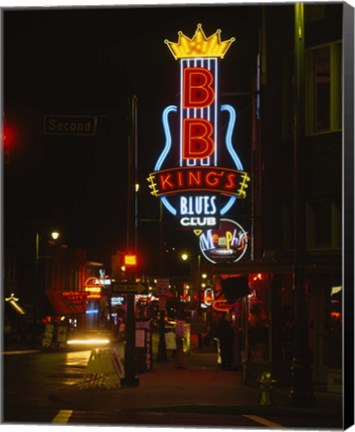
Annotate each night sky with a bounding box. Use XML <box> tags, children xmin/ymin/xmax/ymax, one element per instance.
<box><xmin>3</xmin><ymin>4</ymin><xmax>260</xmax><ymax>271</ymax></box>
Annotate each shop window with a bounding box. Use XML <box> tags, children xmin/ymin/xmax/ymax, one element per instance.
<box><xmin>305</xmin><ymin>42</ymin><xmax>342</xmax><ymax>135</ymax></box>
<box><xmin>307</xmin><ymin>199</ymin><xmax>341</xmax><ymax>250</ymax></box>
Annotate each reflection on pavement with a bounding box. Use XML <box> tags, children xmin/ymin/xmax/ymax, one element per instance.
<box><xmin>65</xmin><ymin>350</ymin><xmax>92</xmax><ymax>367</ymax></box>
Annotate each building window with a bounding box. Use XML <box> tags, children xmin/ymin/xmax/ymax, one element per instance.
<box><xmin>305</xmin><ymin>42</ymin><xmax>342</xmax><ymax>135</ymax></box>
<box><xmin>307</xmin><ymin>199</ymin><xmax>341</xmax><ymax>250</ymax></box>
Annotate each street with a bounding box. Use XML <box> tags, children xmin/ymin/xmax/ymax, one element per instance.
<box><xmin>1</xmin><ymin>345</ymin><xmax>343</xmax><ymax>429</ymax></box>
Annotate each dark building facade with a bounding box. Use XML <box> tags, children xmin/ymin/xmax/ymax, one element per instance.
<box><xmin>215</xmin><ymin>3</ymin><xmax>343</xmax><ymax>393</ymax></box>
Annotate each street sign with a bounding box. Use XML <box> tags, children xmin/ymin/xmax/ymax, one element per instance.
<box><xmin>111</xmin><ymin>282</ymin><xmax>147</xmax><ymax>294</ymax></box>
<box><xmin>43</xmin><ymin>115</ymin><xmax>97</xmax><ymax>136</ymax></box>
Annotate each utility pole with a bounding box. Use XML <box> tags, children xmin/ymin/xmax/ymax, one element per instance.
<box><xmin>122</xmin><ymin>95</ymin><xmax>139</xmax><ymax>386</ymax></box>
<box><xmin>289</xmin><ymin>3</ymin><xmax>315</xmax><ymax>406</ymax></box>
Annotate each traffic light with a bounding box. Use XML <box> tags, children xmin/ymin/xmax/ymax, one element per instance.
<box><xmin>124</xmin><ymin>254</ymin><xmax>137</xmax><ymax>267</ymax></box>
<box><xmin>2</xmin><ymin>122</ymin><xmax>15</xmax><ymax>164</ymax></box>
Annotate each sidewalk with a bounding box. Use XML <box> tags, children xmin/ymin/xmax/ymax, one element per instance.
<box><xmin>49</xmin><ymin>348</ymin><xmax>343</xmax><ymax>417</ymax></box>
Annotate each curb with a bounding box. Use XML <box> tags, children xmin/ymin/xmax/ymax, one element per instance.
<box><xmin>48</xmin><ymin>385</ymin><xmax>342</xmax><ymax>417</ymax></box>
<box><xmin>137</xmin><ymin>404</ymin><xmax>343</xmax><ymax>417</ymax></box>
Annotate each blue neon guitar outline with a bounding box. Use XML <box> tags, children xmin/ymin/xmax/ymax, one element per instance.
<box><xmin>154</xmin><ymin>103</ymin><xmax>243</xmax><ymax>216</ymax></box>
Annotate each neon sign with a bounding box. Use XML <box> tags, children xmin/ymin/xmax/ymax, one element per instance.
<box><xmin>203</xmin><ymin>287</ymin><xmax>214</xmax><ymax>307</ymax></box>
<box><xmin>84</xmin><ymin>277</ymin><xmax>103</xmax><ymax>300</ymax></box>
<box><xmin>199</xmin><ymin>218</ymin><xmax>248</xmax><ymax>264</ymax></box>
<box><xmin>148</xmin><ymin>24</ymin><xmax>250</xmax><ymax>228</ymax></box>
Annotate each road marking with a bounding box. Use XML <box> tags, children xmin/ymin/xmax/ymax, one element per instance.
<box><xmin>52</xmin><ymin>410</ymin><xmax>73</xmax><ymax>424</ymax></box>
<box><xmin>243</xmin><ymin>414</ymin><xmax>285</xmax><ymax>429</ymax></box>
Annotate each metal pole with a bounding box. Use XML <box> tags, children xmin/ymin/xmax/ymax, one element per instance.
<box><xmin>156</xmin><ymin>201</ymin><xmax>168</xmax><ymax>362</ymax></box>
<box><xmin>288</xmin><ymin>3</ymin><xmax>315</xmax><ymax>406</ymax></box>
<box><xmin>31</xmin><ymin>233</ymin><xmax>40</xmax><ymax>348</ymax></box>
<box><xmin>122</xmin><ymin>95</ymin><xmax>139</xmax><ymax>386</ymax></box>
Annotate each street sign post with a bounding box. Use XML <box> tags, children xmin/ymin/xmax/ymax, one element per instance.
<box><xmin>111</xmin><ymin>282</ymin><xmax>147</xmax><ymax>294</ymax></box>
<box><xmin>43</xmin><ymin>115</ymin><xmax>97</xmax><ymax>136</ymax></box>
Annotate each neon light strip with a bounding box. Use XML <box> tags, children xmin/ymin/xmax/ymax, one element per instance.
<box><xmin>214</xmin><ymin>58</ymin><xmax>218</xmax><ymax>166</ymax></box>
<box><xmin>155</xmin><ymin>104</ymin><xmax>179</xmax><ymax>216</ymax></box>
<box><xmin>221</xmin><ymin>104</ymin><xmax>243</xmax><ymax>169</ymax></box>
<box><xmin>220</xmin><ymin>104</ymin><xmax>242</xmax><ymax>215</ymax></box>
<box><xmin>66</xmin><ymin>339</ymin><xmax>110</xmax><ymax>345</ymax></box>
<box><xmin>180</xmin><ymin>59</ymin><xmax>184</xmax><ymax>166</ymax></box>
<box><xmin>161</xmin><ymin>196</ymin><xmax>177</xmax><ymax>215</ymax></box>
<box><xmin>185</xmin><ymin>59</ymin><xmax>197</xmax><ymax>167</ymax></box>
<box><xmin>180</xmin><ymin>58</ymin><xmax>218</xmax><ymax>167</ymax></box>
<box><xmin>155</xmin><ymin>105</ymin><xmax>177</xmax><ymax>171</ymax></box>
<box><xmin>221</xmin><ymin>196</ymin><xmax>237</xmax><ymax>215</ymax></box>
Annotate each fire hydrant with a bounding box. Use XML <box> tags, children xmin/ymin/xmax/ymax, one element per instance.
<box><xmin>257</xmin><ymin>371</ymin><xmax>277</xmax><ymax>405</ymax></box>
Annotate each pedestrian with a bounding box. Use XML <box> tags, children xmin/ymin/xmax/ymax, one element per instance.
<box><xmin>214</xmin><ymin>316</ymin><xmax>233</xmax><ymax>370</ymax></box>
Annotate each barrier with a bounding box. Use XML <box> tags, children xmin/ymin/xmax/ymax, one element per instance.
<box><xmin>80</xmin><ymin>347</ymin><xmax>124</xmax><ymax>390</ymax></box>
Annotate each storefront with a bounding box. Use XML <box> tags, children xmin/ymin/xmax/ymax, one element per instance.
<box><xmin>214</xmin><ymin>260</ymin><xmax>342</xmax><ymax>390</ymax></box>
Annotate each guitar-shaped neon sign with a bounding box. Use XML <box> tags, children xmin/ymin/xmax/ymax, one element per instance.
<box><xmin>147</xmin><ymin>24</ymin><xmax>250</xmax><ymax>228</ymax></box>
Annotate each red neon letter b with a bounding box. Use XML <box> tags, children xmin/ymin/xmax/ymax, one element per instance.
<box><xmin>183</xmin><ymin>118</ymin><xmax>214</xmax><ymax>159</ymax></box>
<box><xmin>183</xmin><ymin>68</ymin><xmax>215</xmax><ymax>108</ymax></box>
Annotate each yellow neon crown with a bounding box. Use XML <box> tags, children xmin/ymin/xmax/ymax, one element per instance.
<box><xmin>165</xmin><ymin>23</ymin><xmax>235</xmax><ymax>60</ymax></box>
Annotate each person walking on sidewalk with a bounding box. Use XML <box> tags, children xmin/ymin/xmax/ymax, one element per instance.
<box><xmin>214</xmin><ymin>316</ymin><xmax>234</xmax><ymax>370</ymax></box>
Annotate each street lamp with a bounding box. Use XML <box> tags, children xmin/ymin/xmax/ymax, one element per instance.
<box><xmin>32</xmin><ymin>230</ymin><xmax>60</xmax><ymax>347</ymax></box>
<box><xmin>180</xmin><ymin>252</ymin><xmax>203</xmax><ymax>309</ymax></box>
<box><xmin>51</xmin><ymin>231</ymin><xmax>60</xmax><ymax>240</ymax></box>
<box><xmin>181</xmin><ymin>253</ymin><xmax>189</xmax><ymax>262</ymax></box>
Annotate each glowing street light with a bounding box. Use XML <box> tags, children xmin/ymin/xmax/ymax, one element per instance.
<box><xmin>51</xmin><ymin>231</ymin><xmax>60</xmax><ymax>240</ymax></box>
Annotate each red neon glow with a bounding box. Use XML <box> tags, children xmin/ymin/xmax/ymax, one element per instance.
<box><xmin>212</xmin><ymin>299</ymin><xmax>233</xmax><ymax>312</ymax></box>
<box><xmin>62</xmin><ymin>291</ymin><xmax>87</xmax><ymax>303</ymax></box>
<box><xmin>2</xmin><ymin>123</ymin><xmax>15</xmax><ymax>149</ymax></box>
<box><xmin>183</xmin><ymin>118</ymin><xmax>214</xmax><ymax>159</ymax></box>
<box><xmin>183</xmin><ymin>67</ymin><xmax>215</xmax><ymax>108</ymax></box>
<box><xmin>249</xmin><ymin>273</ymin><xmax>266</xmax><ymax>282</ymax></box>
<box><xmin>85</xmin><ymin>276</ymin><xmax>102</xmax><ymax>286</ymax></box>
<box><xmin>204</xmin><ymin>288</ymin><xmax>214</xmax><ymax>305</ymax></box>
<box><xmin>148</xmin><ymin>166</ymin><xmax>247</xmax><ymax>197</ymax></box>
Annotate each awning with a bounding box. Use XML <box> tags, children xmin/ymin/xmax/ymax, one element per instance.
<box><xmin>46</xmin><ymin>290</ymin><xmax>86</xmax><ymax>315</ymax></box>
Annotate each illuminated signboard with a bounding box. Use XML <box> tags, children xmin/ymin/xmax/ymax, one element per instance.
<box><xmin>147</xmin><ymin>24</ymin><xmax>250</xmax><ymax>228</ymax></box>
<box><xmin>84</xmin><ymin>276</ymin><xmax>103</xmax><ymax>300</ymax></box>
<box><xmin>199</xmin><ymin>218</ymin><xmax>248</xmax><ymax>264</ymax></box>
<box><xmin>84</xmin><ymin>286</ymin><xmax>102</xmax><ymax>300</ymax></box>
<box><xmin>62</xmin><ymin>291</ymin><xmax>87</xmax><ymax>304</ymax></box>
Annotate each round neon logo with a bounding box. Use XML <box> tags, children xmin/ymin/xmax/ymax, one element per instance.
<box><xmin>199</xmin><ymin>218</ymin><xmax>248</xmax><ymax>264</ymax></box>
